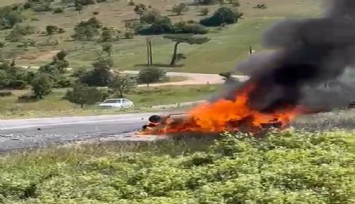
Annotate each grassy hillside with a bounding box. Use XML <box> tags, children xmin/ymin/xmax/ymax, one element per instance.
<box><xmin>0</xmin><ymin>0</ymin><xmax>322</xmax><ymax>73</ymax></box>
<box><xmin>0</xmin><ymin>130</ymin><xmax>354</xmax><ymax>203</ymax></box>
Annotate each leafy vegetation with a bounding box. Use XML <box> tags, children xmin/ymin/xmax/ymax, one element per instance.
<box><xmin>30</xmin><ymin>72</ymin><xmax>53</xmax><ymax>99</ymax></box>
<box><xmin>137</xmin><ymin>67</ymin><xmax>166</xmax><ymax>87</ymax></box>
<box><xmin>109</xmin><ymin>74</ymin><xmax>137</xmax><ymax>97</ymax></box>
<box><xmin>0</xmin><ymin>130</ymin><xmax>353</xmax><ymax>203</ymax></box>
<box><xmin>64</xmin><ymin>82</ymin><xmax>106</xmax><ymax>108</ymax></box>
<box><xmin>72</xmin><ymin>17</ymin><xmax>103</xmax><ymax>41</ymax></box>
<box><xmin>200</xmin><ymin>7</ymin><xmax>243</xmax><ymax>27</ymax></box>
<box><xmin>171</xmin><ymin>3</ymin><xmax>189</xmax><ymax>16</ymax></box>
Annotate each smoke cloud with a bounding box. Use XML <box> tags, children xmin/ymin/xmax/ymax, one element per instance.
<box><xmin>223</xmin><ymin>0</ymin><xmax>355</xmax><ymax>112</ymax></box>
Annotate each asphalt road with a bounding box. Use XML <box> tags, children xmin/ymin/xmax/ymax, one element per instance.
<box><xmin>0</xmin><ymin>113</ymin><xmax>161</xmax><ymax>152</ymax></box>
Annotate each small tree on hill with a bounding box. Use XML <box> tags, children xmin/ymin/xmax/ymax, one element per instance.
<box><xmin>31</xmin><ymin>73</ymin><xmax>53</xmax><ymax>99</ymax></box>
<box><xmin>199</xmin><ymin>8</ymin><xmax>209</xmax><ymax>16</ymax></box>
<box><xmin>72</xmin><ymin>17</ymin><xmax>102</xmax><ymax>41</ymax></box>
<box><xmin>39</xmin><ymin>50</ymin><xmax>69</xmax><ymax>74</ymax></box>
<box><xmin>163</xmin><ymin>34</ymin><xmax>210</xmax><ymax>66</ymax></box>
<box><xmin>134</xmin><ymin>3</ymin><xmax>147</xmax><ymax>17</ymax></box>
<box><xmin>140</xmin><ymin>9</ymin><xmax>162</xmax><ymax>24</ymax></box>
<box><xmin>46</xmin><ymin>25</ymin><xmax>58</xmax><ymax>35</ymax></box>
<box><xmin>137</xmin><ymin>67</ymin><xmax>166</xmax><ymax>87</ymax></box>
<box><xmin>109</xmin><ymin>74</ymin><xmax>137</xmax><ymax>97</ymax></box>
<box><xmin>101</xmin><ymin>43</ymin><xmax>113</xmax><ymax>57</ymax></box>
<box><xmin>65</xmin><ymin>82</ymin><xmax>103</xmax><ymax>108</ymax></box>
<box><xmin>171</xmin><ymin>3</ymin><xmax>189</xmax><ymax>16</ymax></box>
<box><xmin>79</xmin><ymin>58</ymin><xmax>113</xmax><ymax>86</ymax></box>
<box><xmin>100</xmin><ymin>27</ymin><xmax>120</xmax><ymax>42</ymax></box>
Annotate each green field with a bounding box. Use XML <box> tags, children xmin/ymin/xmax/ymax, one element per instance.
<box><xmin>0</xmin><ymin>84</ymin><xmax>218</xmax><ymax>119</ymax></box>
<box><xmin>1</xmin><ymin>0</ymin><xmax>322</xmax><ymax>73</ymax></box>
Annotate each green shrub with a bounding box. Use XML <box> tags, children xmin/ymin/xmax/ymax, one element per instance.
<box><xmin>173</xmin><ymin>21</ymin><xmax>208</xmax><ymax>34</ymax></box>
<box><xmin>200</xmin><ymin>7</ymin><xmax>243</xmax><ymax>27</ymax></box>
<box><xmin>0</xmin><ymin>6</ymin><xmax>25</xmax><ymax>29</ymax></box>
<box><xmin>124</xmin><ymin>31</ymin><xmax>134</xmax><ymax>39</ymax></box>
<box><xmin>0</xmin><ymin>91</ymin><xmax>12</xmax><ymax>97</ymax></box>
<box><xmin>195</xmin><ymin>0</ymin><xmax>218</xmax><ymax>5</ymax></box>
<box><xmin>53</xmin><ymin>77</ymin><xmax>73</xmax><ymax>88</ymax></box>
<box><xmin>171</xmin><ymin>3</ymin><xmax>189</xmax><ymax>16</ymax></box>
<box><xmin>254</xmin><ymin>3</ymin><xmax>267</xmax><ymax>9</ymax></box>
<box><xmin>32</xmin><ymin>2</ymin><xmax>52</xmax><ymax>12</ymax></box>
<box><xmin>136</xmin><ymin>16</ymin><xmax>174</xmax><ymax>35</ymax></box>
<box><xmin>17</xmin><ymin>93</ymin><xmax>38</xmax><ymax>103</ymax></box>
<box><xmin>199</xmin><ymin>7</ymin><xmax>209</xmax><ymax>16</ymax></box>
<box><xmin>7</xmin><ymin>80</ymin><xmax>27</xmax><ymax>89</ymax></box>
<box><xmin>72</xmin><ymin>17</ymin><xmax>102</xmax><ymax>41</ymax></box>
<box><xmin>53</xmin><ymin>7</ymin><xmax>64</xmax><ymax>13</ymax></box>
<box><xmin>0</xmin><ymin>131</ymin><xmax>354</xmax><ymax>203</ymax></box>
<box><xmin>128</xmin><ymin>0</ymin><xmax>135</xmax><ymax>6</ymax></box>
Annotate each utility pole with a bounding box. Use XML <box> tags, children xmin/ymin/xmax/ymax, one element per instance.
<box><xmin>146</xmin><ymin>37</ymin><xmax>153</xmax><ymax>66</ymax></box>
<box><xmin>249</xmin><ymin>45</ymin><xmax>254</xmax><ymax>55</ymax></box>
<box><xmin>146</xmin><ymin>37</ymin><xmax>150</xmax><ymax>66</ymax></box>
<box><xmin>149</xmin><ymin>38</ymin><xmax>153</xmax><ymax>65</ymax></box>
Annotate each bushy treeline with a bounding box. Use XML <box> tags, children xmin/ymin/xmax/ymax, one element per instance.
<box><xmin>72</xmin><ymin>5</ymin><xmax>243</xmax><ymax>40</ymax></box>
<box><xmin>0</xmin><ymin>130</ymin><xmax>353</xmax><ymax>203</ymax></box>
<box><xmin>0</xmin><ymin>48</ymin><xmax>168</xmax><ymax>107</ymax></box>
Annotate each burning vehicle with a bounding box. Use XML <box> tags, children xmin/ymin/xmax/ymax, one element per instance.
<box><xmin>138</xmin><ymin>0</ymin><xmax>355</xmax><ymax>137</ymax></box>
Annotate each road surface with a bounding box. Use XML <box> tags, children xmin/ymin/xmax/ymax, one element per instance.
<box><xmin>0</xmin><ymin>113</ymin><xmax>164</xmax><ymax>152</ymax></box>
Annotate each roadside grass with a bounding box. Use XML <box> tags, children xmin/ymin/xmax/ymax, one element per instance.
<box><xmin>0</xmin><ymin>84</ymin><xmax>219</xmax><ymax>119</ymax></box>
<box><xmin>0</xmin><ymin>128</ymin><xmax>353</xmax><ymax>203</ymax></box>
<box><xmin>2</xmin><ymin>0</ymin><xmax>322</xmax><ymax>73</ymax></box>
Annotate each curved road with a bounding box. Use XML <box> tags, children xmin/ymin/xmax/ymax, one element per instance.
<box><xmin>0</xmin><ymin>113</ymin><xmax>164</xmax><ymax>152</ymax></box>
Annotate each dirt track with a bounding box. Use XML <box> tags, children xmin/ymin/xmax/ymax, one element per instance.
<box><xmin>20</xmin><ymin>66</ymin><xmax>249</xmax><ymax>86</ymax></box>
<box><xmin>122</xmin><ymin>70</ymin><xmax>249</xmax><ymax>86</ymax></box>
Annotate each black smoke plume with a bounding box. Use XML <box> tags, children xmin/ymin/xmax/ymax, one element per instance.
<box><xmin>223</xmin><ymin>0</ymin><xmax>355</xmax><ymax>113</ymax></box>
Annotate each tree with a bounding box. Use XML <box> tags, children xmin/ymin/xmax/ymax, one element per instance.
<box><xmin>140</xmin><ymin>9</ymin><xmax>161</xmax><ymax>24</ymax></box>
<box><xmin>72</xmin><ymin>17</ymin><xmax>103</xmax><ymax>41</ymax></box>
<box><xmin>39</xmin><ymin>50</ymin><xmax>69</xmax><ymax>74</ymax></box>
<box><xmin>163</xmin><ymin>34</ymin><xmax>210</xmax><ymax>65</ymax></box>
<box><xmin>173</xmin><ymin>21</ymin><xmax>208</xmax><ymax>34</ymax></box>
<box><xmin>31</xmin><ymin>73</ymin><xmax>53</xmax><ymax>99</ymax></box>
<box><xmin>194</xmin><ymin>0</ymin><xmax>218</xmax><ymax>5</ymax></box>
<box><xmin>134</xmin><ymin>3</ymin><xmax>147</xmax><ymax>17</ymax></box>
<box><xmin>79</xmin><ymin>58</ymin><xmax>113</xmax><ymax>86</ymax></box>
<box><xmin>100</xmin><ymin>27</ymin><xmax>120</xmax><ymax>42</ymax></box>
<box><xmin>200</xmin><ymin>7</ymin><xmax>243</xmax><ymax>27</ymax></box>
<box><xmin>46</xmin><ymin>25</ymin><xmax>58</xmax><ymax>35</ymax></box>
<box><xmin>65</xmin><ymin>82</ymin><xmax>104</xmax><ymax>108</ymax></box>
<box><xmin>199</xmin><ymin>8</ymin><xmax>209</xmax><ymax>16</ymax></box>
<box><xmin>171</xmin><ymin>3</ymin><xmax>189</xmax><ymax>16</ymax></box>
<box><xmin>109</xmin><ymin>74</ymin><xmax>137</xmax><ymax>97</ymax></box>
<box><xmin>101</xmin><ymin>43</ymin><xmax>113</xmax><ymax>57</ymax></box>
<box><xmin>137</xmin><ymin>67</ymin><xmax>166</xmax><ymax>87</ymax></box>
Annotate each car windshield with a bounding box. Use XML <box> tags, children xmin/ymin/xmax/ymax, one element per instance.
<box><xmin>103</xmin><ymin>99</ymin><xmax>121</xmax><ymax>104</ymax></box>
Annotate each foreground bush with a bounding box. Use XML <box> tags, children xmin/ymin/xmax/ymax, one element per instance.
<box><xmin>0</xmin><ymin>130</ymin><xmax>354</xmax><ymax>203</ymax></box>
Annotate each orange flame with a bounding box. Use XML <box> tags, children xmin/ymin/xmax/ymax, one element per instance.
<box><xmin>139</xmin><ymin>82</ymin><xmax>305</xmax><ymax>136</ymax></box>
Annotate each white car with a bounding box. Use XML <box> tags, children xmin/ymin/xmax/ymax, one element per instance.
<box><xmin>98</xmin><ymin>98</ymin><xmax>135</xmax><ymax>109</ymax></box>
